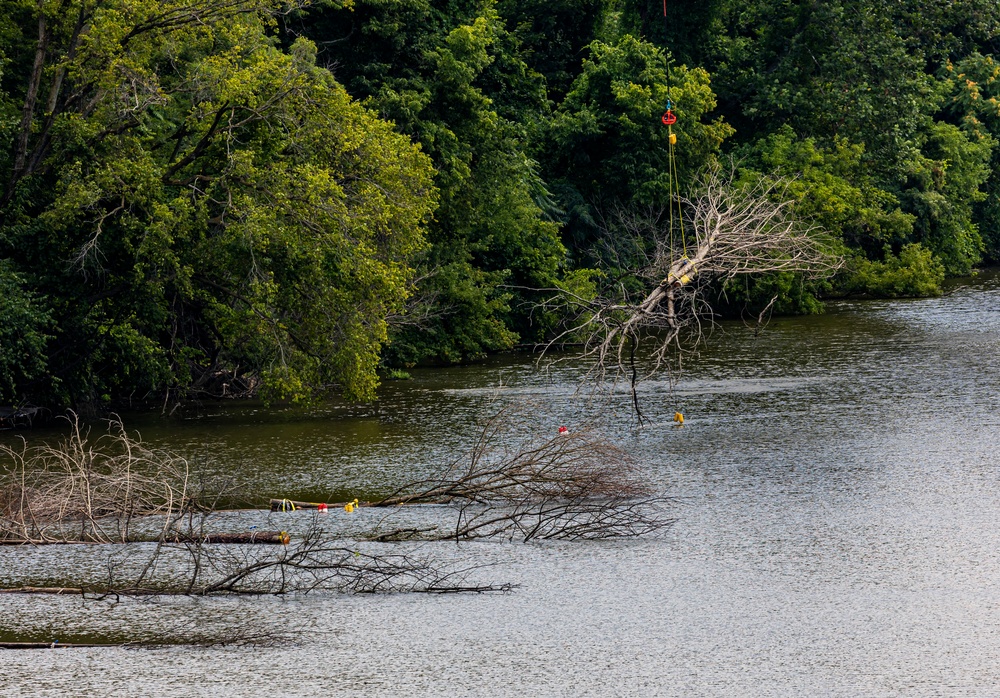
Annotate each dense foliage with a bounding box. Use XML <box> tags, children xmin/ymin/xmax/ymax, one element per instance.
<box><xmin>0</xmin><ymin>0</ymin><xmax>435</xmax><ymax>405</ymax></box>
<box><xmin>3</xmin><ymin>0</ymin><xmax>1000</xmax><ymax>407</ymax></box>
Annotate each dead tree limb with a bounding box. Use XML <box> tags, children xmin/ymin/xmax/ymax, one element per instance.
<box><xmin>366</xmin><ymin>410</ymin><xmax>673</xmax><ymax>542</ymax></box>
<box><xmin>0</xmin><ymin>411</ymin><xmax>666</xmax><ymax>598</ymax></box>
<box><xmin>0</xmin><ymin>413</ymin><xmax>194</xmax><ymax>544</ymax></box>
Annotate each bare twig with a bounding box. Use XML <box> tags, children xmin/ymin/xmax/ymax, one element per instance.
<box><xmin>0</xmin><ymin>413</ymin><xmax>192</xmax><ymax>544</ymax></box>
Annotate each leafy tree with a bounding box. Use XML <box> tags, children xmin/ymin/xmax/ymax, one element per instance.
<box><xmin>850</xmin><ymin>243</ymin><xmax>946</xmax><ymax>298</ymax></box>
<box><xmin>895</xmin><ymin>118</ymin><xmax>992</xmax><ymax>275</ymax></box>
<box><xmin>0</xmin><ymin>260</ymin><xmax>51</xmax><ymax>401</ymax></box>
<box><xmin>619</xmin><ymin>0</ymin><xmax>726</xmax><ymax>69</ymax></box>
<box><xmin>941</xmin><ymin>52</ymin><xmax>1000</xmax><ymax>261</ymax></box>
<box><xmin>0</xmin><ymin>0</ymin><xmax>436</xmax><ymax>406</ymax></box>
<box><xmin>749</xmin><ymin>127</ymin><xmax>914</xmax><ymax>259</ymax></box>
<box><xmin>301</xmin><ymin>1</ymin><xmax>566</xmax><ymax>364</ymax></box>
<box><xmin>706</xmin><ymin>0</ymin><xmax>997</xmax><ymax>283</ymax></box>
<box><xmin>710</xmin><ymin>0</ymin><xmax>932</xmax><ymax>167</ymax></box>
<box><xmin>496</xmin><ymin>0</ymin><xmax>613</xmax><ymax>99</ymax></box>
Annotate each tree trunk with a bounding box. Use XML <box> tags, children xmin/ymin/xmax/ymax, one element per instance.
<box><xmin>5</xmin><ymin>9</ymin><xmax>49</xmax><ymax>202</ymax></box>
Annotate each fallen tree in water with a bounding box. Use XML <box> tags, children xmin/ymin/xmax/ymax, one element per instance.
<box><xmin>363</xmin><ymin>411</ymin><xmax>672</xmax><ymax>542</ymax></box>
<box><xmin>263</xmin><ymin>410</ymin><xmax>673</xmax><ymax>543</ymax></box>
<box><xmin>2</xmin><ymin>534</ymin><xmax>511</xmax><ymax>597</ymax></box>
<box><xmin>0</xmin><ymin>415</ymin><xmax>508</xmax><ymax>595</ymax></box>
<box><xmin>0</xmin><ymin>410</ymin><xmax>670</xmax><ymax>597</ymax></box>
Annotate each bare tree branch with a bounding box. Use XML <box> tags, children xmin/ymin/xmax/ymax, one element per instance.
<box><xmin>366</xmin><ymin>409</ymin><xmax>673</xmax><ymax>542</ymax></box>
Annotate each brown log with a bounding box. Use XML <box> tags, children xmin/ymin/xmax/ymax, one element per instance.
<box><xmin>0</xmin><ymin>531</ymin><xmax>290</xmax><ymax>545</ymax></box>
<box><xmin>165</xmin><ymin>531</ymin><xmax>289</xmax><ymax>545</ymax></box>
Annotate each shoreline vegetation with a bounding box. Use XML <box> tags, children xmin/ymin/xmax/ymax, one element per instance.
<box><xmin>2</xmin><ymin>1</ymin><xmax>1000</xmax><ymax>413</ymax></box>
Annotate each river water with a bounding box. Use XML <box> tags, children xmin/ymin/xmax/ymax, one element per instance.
<box><xmin>2</xmin><ymin>274</ymin><xmax>1000</xmax><ymax>697</ymax></box>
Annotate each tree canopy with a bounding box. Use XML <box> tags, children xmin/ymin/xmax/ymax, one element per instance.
<box><xmin>0</xmin><ymin>0</ymin><xmax>435</xmax><ymax>405</ymax></box>
<box><xmin>3</xmin><ymin>0</ymin><xmax>1000</xmax><ymax>408</ymax></box>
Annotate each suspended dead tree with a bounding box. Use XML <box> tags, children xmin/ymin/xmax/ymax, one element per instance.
<box><xmin>367</xmin><ymin>411</ymin><xmax>672</xmax><ymax>542</ymax></box>
<box><xmin>542</xmin><ymin>163</ymin><xmax>843</xmax><ymax>417</ymax></box>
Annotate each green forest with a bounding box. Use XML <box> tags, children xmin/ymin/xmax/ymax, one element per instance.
<box><xmin>2</xmin><ymin>0</ymin><xmax>999</xmax><ymax>409</ymax></box>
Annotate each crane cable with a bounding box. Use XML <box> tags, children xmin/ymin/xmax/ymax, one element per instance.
<box><xmin>661</xmin><ymin>0</ymin><xmax>687</xmax><ymax>260</ymax></box>
<box><xmin>661</xmin><ymin>0</ymin><xmax>688</xmax><ymax>425</ymax></box>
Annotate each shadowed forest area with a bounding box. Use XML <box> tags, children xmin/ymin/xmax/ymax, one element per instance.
<box><xmin>2</xmin><ymin>0</ymin><xmax>1000</xmax><ymax>410</ymax></box>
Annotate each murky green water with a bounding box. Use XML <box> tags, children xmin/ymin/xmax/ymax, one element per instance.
<box><xmin>2</xmin><ymin>273</ymin><xmax>1000</xmax><ymax>696</ymax></box>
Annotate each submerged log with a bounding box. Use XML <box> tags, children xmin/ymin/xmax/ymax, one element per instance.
<box><xmin>0</xmin><ymin>531</ymin><xmax>290</xmax><ymax>545</ymax></box>
<box><xmin>0</xmin><ymin>586</ymin><xmax>84</xmax><ymax>595</ymax></box>
<box><xmin>165</xmin><ymin>531</ymin><xmax>289</xmax><ymax>545</ymax></box>
<box><xmin>369</xmin><ymin>526</ymin><xmax>439</xmax><ymax>542</ymax></box>
<box><xmin>0</xmin><ymin>641</ymin><xmax>111</xmax><ymax>649</ymax></box>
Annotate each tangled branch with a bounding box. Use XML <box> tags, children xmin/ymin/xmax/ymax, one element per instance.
<box><xmin>0</xmin><ymin>410</ymin><xmax>669</xmax><ymax>599</ymax></box>
<box><xmin>0</xmin><ymin>414</ymin><xmax>192</xmax><ymax>544</ymax></box>
<box><xmin>0</xmin><ymin>415</ymin><xmax>513</xmax><ymax>596</ymax></box>
<box><xmin>369</xmin><ymin>411</ymin><xmax>672</xmax><ymax>542</ymax></box>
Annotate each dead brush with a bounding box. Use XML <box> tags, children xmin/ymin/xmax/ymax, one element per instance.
<box><xmin>0</xmin><ymin>413</ymin><xmax>191</xmax><ymax>544</ymax></box>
